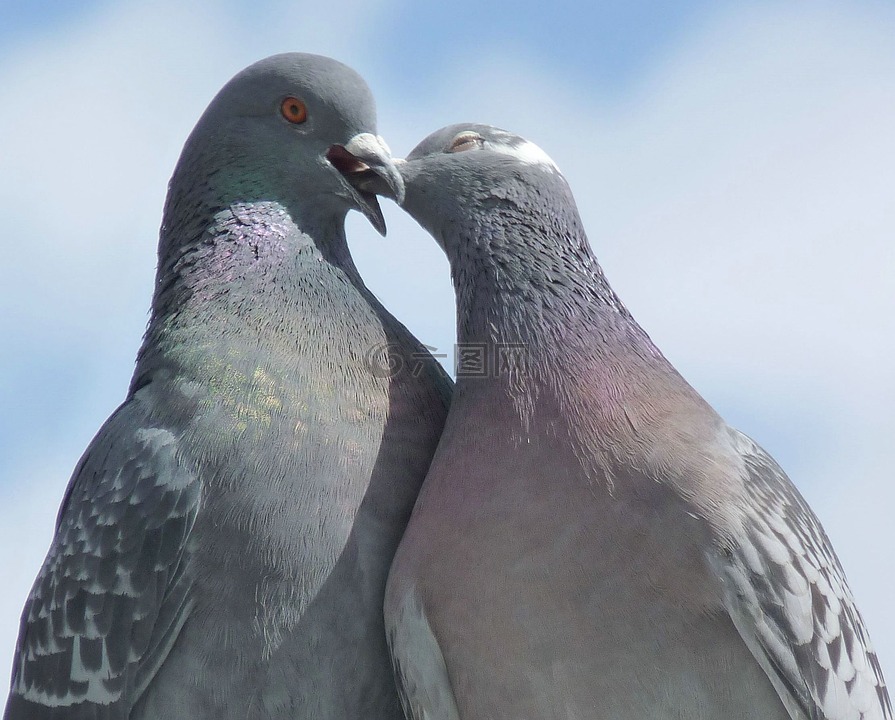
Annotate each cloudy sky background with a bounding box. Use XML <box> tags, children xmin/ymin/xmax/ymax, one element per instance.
<box><xmin>1</xmin><ymin>0</ymin><xmax>892</xmax><ymax>690</ymax></box>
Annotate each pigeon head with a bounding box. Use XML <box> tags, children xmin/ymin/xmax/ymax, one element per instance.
<box><xmin>385</xmin><ymin>124</ymin><xmax>606</xmax><ymax>331</ymax></box>
<box><xmin>393</xmin><ymin>124</ymin><xmax>591</xmax><ymax>269</ymax></box>
<box><xmin>164</xmin><ymin>52</ymin><xmax>403</xmax><ymax>243</ymax></box>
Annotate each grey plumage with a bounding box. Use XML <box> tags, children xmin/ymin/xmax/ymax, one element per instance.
<box><xmin>381</xmin><ymin>124</ymin><xmax>889</xmax><ymax>720</ymax></box>
<box><xmin>5</xmin><ymin>54</ymin><xmax>451</xmax><ymax>719</ymax></box>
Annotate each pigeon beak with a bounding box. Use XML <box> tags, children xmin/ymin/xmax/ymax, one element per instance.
<box><xmin>327</xmin><ymin>133</ymin><xmax>405</xmax><ymax>237</ymax></box>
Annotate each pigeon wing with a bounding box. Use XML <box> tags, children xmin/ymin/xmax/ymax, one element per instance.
<box><xmin>712</xmin><ymin>431</ymin><xmax>891</xmax><ymax>720</ymax></box>
<box><xmin>6</xmin><ymin>401</ymin><xmax>200</xmax><ymax>719</ymax></box>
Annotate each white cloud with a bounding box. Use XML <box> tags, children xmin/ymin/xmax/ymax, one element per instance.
<box><xmin>0</xmin><ymin>0</ymin><xmax>892</xmax><ymax>696</ymax></box>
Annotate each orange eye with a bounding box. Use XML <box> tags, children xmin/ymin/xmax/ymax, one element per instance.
<box><xmin>280</xmin><ymin>97</ymin><xmax>308</xmax><ymax>124</ymax></box>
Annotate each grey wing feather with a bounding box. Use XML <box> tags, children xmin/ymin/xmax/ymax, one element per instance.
<box><xmin>713</xmin><ymin>430</ymin><xmax>891</xmax><ymax>720</ymax></box>
<box><xmin>386</xmin><ymin>587</ymin><xmax>461</xmax><ymax>720</ymax></box>
<box><xmin>5</xmin><ymin>401</ymin><xmax>201</xmax><ymax>719</ymax></box>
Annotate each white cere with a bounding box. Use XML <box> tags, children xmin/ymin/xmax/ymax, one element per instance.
<box><xmin>487</xmin><ymin>133</ymin><xmax>562</xmax><ymax>174</ymax></box>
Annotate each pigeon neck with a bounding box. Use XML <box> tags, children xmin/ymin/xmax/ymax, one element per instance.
<box><xmin>159</xmin><ymin>140</ymin><xmax>363</xmax><ymax>280</ymax></box>
<box><xmin>448</xmin><ymin>210</ymin><xmax>674</xmax><ymax>433</ymax></box>
<box><xmin>130</xmin><ymin>199</ymin><xmax>364</xmax><ymax>394</ymax></box>
<box><xmin>450</xmin><ymin>208</ymin><xmax>647</xmax><ymax>359</ymax></box>
<box><xmin>157</xmin><ymin>196</ymin><xmax>359</xmax><ymax>297</ymax></box>
<box><xmin>441</xmin><ymin>183</ymin><xmax>717</xmax><ymax>471</ymax></box>
<box><xmin>453</xmin><ymin>261</ymin><xmax>654</xmax><ymax>391</ymax></box>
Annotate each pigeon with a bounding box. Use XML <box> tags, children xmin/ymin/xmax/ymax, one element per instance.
<box><xmin>4</xmin><ymin>54</ymin><xmax>451</xmax><ymax>720</ymax></box>
<box><xmin>378</xmin><ymin>124</ymin><xmax>891</xmax><ymax>720</ymax></box>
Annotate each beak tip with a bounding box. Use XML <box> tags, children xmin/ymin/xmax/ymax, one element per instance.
<box><xmin>333</xmin><ymin>133</ymin><xmax>404</xmax><ymax>231</ymax></box>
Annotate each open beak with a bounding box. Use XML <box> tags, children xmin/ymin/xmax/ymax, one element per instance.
<box><xmin>327</xmin><ymin>133</ymin><xmax>405</xmax><ymax>236</ymax></box>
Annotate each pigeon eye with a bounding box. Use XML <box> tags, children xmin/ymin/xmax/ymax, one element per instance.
<box><xmin>448</xmin><ymin>132</ymin><xmax>484</xmax><ymax>153</ymax></box>
<box><xmin>280</xmin><ymin>97</ymin><xmax>308</xmax><ymax>124</ymax></box>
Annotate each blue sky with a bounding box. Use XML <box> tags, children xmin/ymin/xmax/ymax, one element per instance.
<box><xmin>1</xmin><ymin>0</ymin><xmax>734</xmax><ymax>90</ymax></box>
<box><xmin>1</xmin><ymin>0</ymin><xmax>893</xmax><ymax>694</ymax></box>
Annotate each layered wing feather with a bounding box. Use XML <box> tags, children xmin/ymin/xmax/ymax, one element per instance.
<box><xmin>5</xmin><ymin>401</ymin><xmax>201</xmax><ymax>720</ymax></box>
<box><xmin>713</xmin><ymin>431</ymin><xmax>891</xmax><ymax>720</ymax></box>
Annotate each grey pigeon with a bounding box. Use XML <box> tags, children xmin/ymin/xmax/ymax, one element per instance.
<box><xmin>380</xmin><ymin>125</ymin><xmax>890</xmax><ymax>720</ymax></box>
<box><xmin>4</xmin><ymin>54</ymin><xmax>451</xmax><ymax>719</ymax></box>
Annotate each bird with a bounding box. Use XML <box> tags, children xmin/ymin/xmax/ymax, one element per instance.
<box><xmin>377</xmin><ymin>124</ymin><xmax>891</xmax><ymax>720</ymax></box>
<box><xmin>4</xmin><ymin>53</ymin><xmax>451</xmax><ymax>720</ymax></box>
